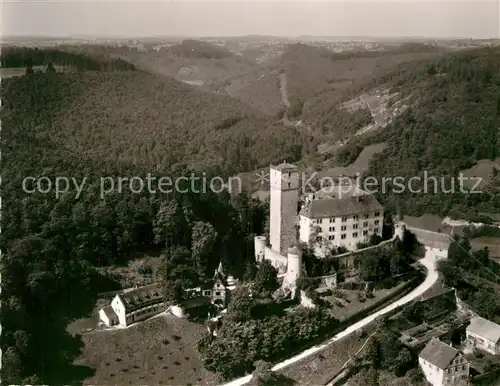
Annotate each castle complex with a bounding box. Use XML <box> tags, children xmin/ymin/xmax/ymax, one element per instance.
<box><xmin>254</xmin><ymin>162</ymin><xmax>385</xmax><ymax>293</ymax></box>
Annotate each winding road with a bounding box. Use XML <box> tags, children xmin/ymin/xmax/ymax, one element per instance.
<box><xmin>222</xmin><ymin>247</ymin><xmax>442</xmax><ymax>386</ymax></box>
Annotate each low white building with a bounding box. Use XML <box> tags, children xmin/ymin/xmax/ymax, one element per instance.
<box><xmin>418</xmin><ymin>338</ymin><xmax>469</xmax><ymax>386</ymax></box>
<box><xmin>299</xmin><ymin>194</ymin><xmax>384</xmax><ymax>257</ymax></box>
<box><xmin>466</xmin><ymin>316</ymin><xmax>500</xmax><ymax>355</ymax></box>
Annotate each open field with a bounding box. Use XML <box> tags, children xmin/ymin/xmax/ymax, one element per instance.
<box><xmin>72</xmin><ymin>314</ymin><xmax>218</xmax><ymax>385</ymax></box>
<box><xmin>325</xmin><ymin>288</ymin><xmax>393</xmax><ymax>321</ymax></box>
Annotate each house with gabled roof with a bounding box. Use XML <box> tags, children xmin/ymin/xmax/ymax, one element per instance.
<box><xmin>418</xmin><ymin>338</ymin><xmax>469</xmax><ymax>386</ymax></box>
<box><xmin>466</xmin><ymin>316</ymin><xmax>500</xmax><ymax>355</ymax></box>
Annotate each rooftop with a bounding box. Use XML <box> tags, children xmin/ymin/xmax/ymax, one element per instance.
<box><xmin>419</xmin><ymin>338</ymin><xmax>460</xmax><ymax>370</ymax></box>
<box><xmin>402</xmin><ymin>214</ymin><xmax>466</xmax><ymax>237</ymax></box>
<box><xmin>467</xmin><ymin>316</ymin><xmax>500</xmax><ymax>343</ymax></box>
<box><xmin>300</xmin><ymin>194</ymin><xmax>383</xmax><ymax>219</ymax></box>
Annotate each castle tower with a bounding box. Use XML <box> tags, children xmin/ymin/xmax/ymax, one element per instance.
<box><xmin>269</xmin><ymin>162</ymin><xmax>300</xmax><ymax>255</ymax></box>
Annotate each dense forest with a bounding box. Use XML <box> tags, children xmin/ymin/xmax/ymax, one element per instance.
<box><xmin>2</xmin><ymin>69</ymin><xmax>303</xmax><ymax>175</ymax></box>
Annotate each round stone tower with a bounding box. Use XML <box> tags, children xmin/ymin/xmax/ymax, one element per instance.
<box><xmin>254</xmin><ymin>235</ymin><xmax>266</xmax><ymax>263</ymax></box>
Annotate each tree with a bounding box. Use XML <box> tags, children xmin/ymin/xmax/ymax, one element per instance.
<box><xmin>401</xmin><ymin>302</ymin><xmax>424</xmax><ymax>324</ymax></box>
<box><xmin>2</xmin><ymin>346</ymin><xmax>22</xmax><ymax>384</ymax></box>
<box><xmin>391</xmin><ymin>347</ymin><xmax>414</xmax><ymax>376</ymax></box>
<box><xmin>162</xmin><ymin>279</ymin><xmax>184</xmax><ymax>304</ymax></box>
<box><xmin>191</xmin><ymin>221</ymin><xmax>217</xmax><ymax>277</ymax></box>
<box><xmin>228</xmin><ymin>287</ymin><xmax>254</xmax><ymax>322</ymax></box>
<box><xmin>254</xmin><ymin>260</ymin><xmax>279</xmax><ymax>295</ymax></box>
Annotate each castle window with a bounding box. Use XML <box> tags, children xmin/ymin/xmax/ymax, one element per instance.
<box><xmin>353</xmin><ymin>215</ymin><xmax>359</xmax><ymax>221</ymax></box>
<box><xmin>375</xmin><ymin>211</ymin><xmax>380</xmax><ymax>216</ymax></box>
<box><xmin>215</xmin><ymin>291</ymin><xmax>221</xmax><ymax>296</ymax></box>
<box><xmin>316</xmin><ymin>236</ymin><xmax>322</xmax><ymax>242</ymax></box>
<box><xmin>364</xmin><ymin>213</ymin><xmax>369</xmax><ymax>219</ymax></box>
<box><xmin>329</xmin><ymin>226</ymin><xmax>335</xmax><ymax>231</ymax></box>
<box><xmin>329</xmin><ymin>218</ymin><xmax>335</xmax><ymax>223</ymax></box>
<box><xmin>328</xmin><ymin>235</ymin><xmax>335</xmax><ymax>240</ymax></box>
<box><xmin>353</xmin><ymin>224</ymin><xmax>358</xmax><ymax>229</ymax></box>
<box><xmin>341</xmin><ymin>217</ymin><xmax>348</xmax><ymax>222</ymax></box>
<box><xmin>353</xmin><ymin>232</ymin><xmax>358</xmax><ymax>237</ymax></box>
<box><xmin>341</xmin><ymin>225</ymin><xmax>347</xmax><ymax>231</ymax></box>
<box><xmin>374</xmin><ymin>228</ymin><xmax>379</xmax><ymax>233</ymax></box>
<box><xmin>341</xmin><ymin>234</ymin><xmax>346</xmax><ymax>239</ymax></box>
<box><xmin>363</xmin><ymin>222</ymin><xmax>368</xmax><ymax>227</ymax></box>
<box><xmin>363</xmin><ymin>230</ymin><xmax>368</xmax><ymax>236</ymax></box>
<box><xmin>375</xmin><ymin>220</ymin><xmax>380</xmax><ymax>225</ymax></box>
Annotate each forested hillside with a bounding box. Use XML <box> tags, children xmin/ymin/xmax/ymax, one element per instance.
<box><xmin>365</xmin><ymin>47</ymin><xmax>500</xmax><ymax>217</ymax></box>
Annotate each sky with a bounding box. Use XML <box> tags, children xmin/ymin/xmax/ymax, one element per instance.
<box><xmin>2</xmin><ymin>0</ymin><xmax>499</xmax><ymax>39</ymax></box>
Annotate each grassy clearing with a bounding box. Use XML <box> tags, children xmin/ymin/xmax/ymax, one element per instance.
<box><xmin>97</xmin><ymin>254</ymin><xmax>164</xmax><ymax>289</ymax></box>
<box><xmin>279</xmin><ymin>322</ymin><xmax>376</xmax><ymax>385</ymax></box>
<box><xmin>72</xmin><ymin>314</ymin><xmax>218</xmax><ymax>385</ymax></box>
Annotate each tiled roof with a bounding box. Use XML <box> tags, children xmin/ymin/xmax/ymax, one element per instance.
<box><xmin>299</xmin><ymin>194</ymin><xmax>383</xmax><ymax>219</ymax></box>
<box><xmin>101</xmin><ymin>305</ymin><xmax>118</xmax><ymax>320</ymax></box>
<box><xmin>306</xmin><ymin>185</ymin><xmax>368</xmax><ymax>199</ymax></box>
<box><xmin>467</xmin><ymin>316</ymin><xmax>500</xmax><ymax>343</ymax></box>
<box><xmin>419</xmin><ymin>338</ymin><xmax>460</xmax><ymax>370</ymax></box>
<box><xmin>117</xmin><ymin>283</ymin><xmax>162</xmax><ymax>312</ymax></box>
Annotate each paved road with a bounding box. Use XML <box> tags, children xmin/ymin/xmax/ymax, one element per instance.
<box><xmin>222</xmin><ymin>247</ymin><xmax>441</xmax><ymax>386</ymax></box>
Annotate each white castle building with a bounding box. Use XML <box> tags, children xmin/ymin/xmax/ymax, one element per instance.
<box><xmin>254</xmin><ymin>162</ymin><xmax>384</xmax><ymax>291</ymax></box>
